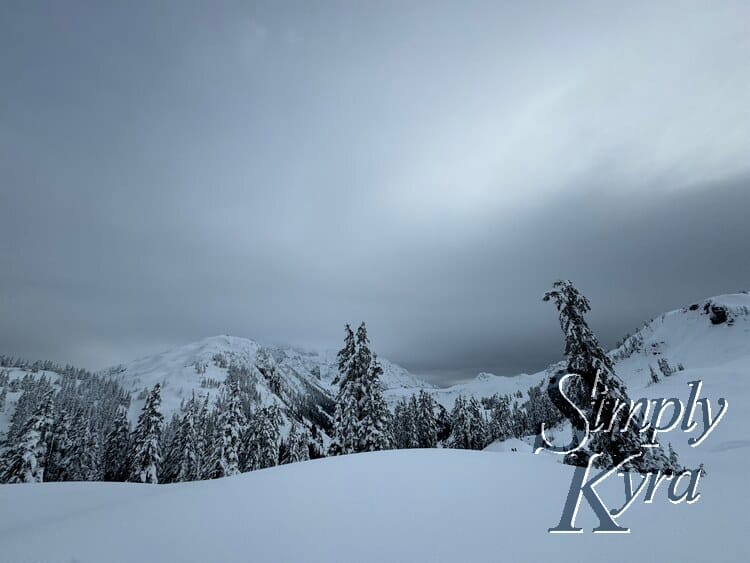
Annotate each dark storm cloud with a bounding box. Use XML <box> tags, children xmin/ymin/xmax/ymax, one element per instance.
<box><xmin>1</xmin><ymin>1</ymin><xmax>749</xmax><ymax>385</ymax></box>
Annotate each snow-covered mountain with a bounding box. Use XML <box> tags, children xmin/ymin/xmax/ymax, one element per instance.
<box><xmin>100</xmin><ymin>334</ymin><xmax>431</xmax><ymax>428</ymax></box>
<box><xmin>611</xmin><ymin>292</ymin><xmax>750</xmax><ymax>381</ymax></box>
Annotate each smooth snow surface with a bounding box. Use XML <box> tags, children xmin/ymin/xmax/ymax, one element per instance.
<box><xmin>0</xmin><ymin>446</ymin><xmax>747</xmax><ymax>563</ymax></box>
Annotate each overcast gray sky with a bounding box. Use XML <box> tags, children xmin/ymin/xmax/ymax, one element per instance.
<box><xmin>1</xmin><ymin>1</ymin><xmax>749</xmax><ymax>385</ymax></box>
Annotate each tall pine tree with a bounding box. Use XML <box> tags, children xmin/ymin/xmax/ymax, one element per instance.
<box><xmin>415</xmin><ymin>390</ymin><xmax>438</xmax><ymax>448</ymax></box>
<box><xmin>359</xmin><ymin>355</ymin><xmax>393</xmax><ymax>451</ymax></box>
<box><xmin>129</xmin><ymin>383</ymin><xmax>163</xmax><ymax>484</ymax></box>
<box><xmin>102</xmin><ymin>405</ymin><xmax>130</xmax><ymax>481</ymax></box>
<box><xmin>209</xmin><ymin>382</ymin><xmax>245</xmax><ymax>478</ymax></box>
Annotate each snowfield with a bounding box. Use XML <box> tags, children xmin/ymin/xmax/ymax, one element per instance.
<box><xmin>0</xmin><ymin>443</ymin><xmax>747</xmax><ymax>563</ymax></box>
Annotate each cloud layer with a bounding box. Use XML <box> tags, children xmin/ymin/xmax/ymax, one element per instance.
<box><xmin>1</xmin><ymin>1</ymin><xmax>749</xmax><ymax>384</ymax></box>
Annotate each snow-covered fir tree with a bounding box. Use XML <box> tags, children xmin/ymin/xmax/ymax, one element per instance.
<box><xmin>359</xmin><ymin>355</ymin><xmax>393</xmax><ymax>451</ymax></box>
<box><xmin>329</xmin><ymin>324</ymin><xmax>361</xmax><ymax>455</ymax></box>
<box><xmin>2</xmin><ymin>387</ymin><xmax>54</xmax><ymax>483</ymax></box>
<box><xmin>449</xmin><ymin>396</ymin><xmax>472</xmax><ymax>449</ymax></box>
<box><xmin>295</xmin><ymin>429</ymin><xmax>311</xmax><ymax>462</ymax></box>
<box><xmin>489</xmin><ymin>394</ymin><xmax>513</xmax><ymax>442</ymax></box>
<box><xmin>543</xmin><ymin>280</ymin><xmax>671</xmax><ymax>472</ymax></box>
<box><xmin>159</xmin><ymin>414</ymin><xmax>182</xmax><ymax>483</ymax></box>
<box><xmin>209</xmin><ymin>381</ymin><xmax>245</xmax><ymax>478</ymax></box>
<box><xmin>75</xmin><ymin>415</ymin><xmax>101</xmax><ymax>481</ymax></box>
<box><xmin>244</xmin><ymin>403</ymin><xmax>282</xmax><ymax>471</ymax></box>
<box><xmin>392</xmin><ymin>397</ymin><xmax>418</xmax><ymax>449</ymax></box>
<box><xmin>448</xmin><ymin>395</ymin><xmax>487</xmax><ymax>450</ymax></box>
<box><xmin>175</xmin><ymin>394</ymin><xmax>202</xmax><ymax>482</ymax></box>
<box><xmin>197</xmin><ymin>394</ymin><xmax>213</xmax><ymax>479</ymax></box>
<box><xmin>467</xmin><ymin>397</ymin><xmax>487</xmax><ymax>449</ymax></box>
<box><xmin>102</xmin><ymin>404</ymin><xmax>130</xmax><ymax>481</ymax></box>
<box><xmin>283</xmin><ymin>423</ymin><xmax>311</xmax><ymax>464</ymax></box>
<box><xmin>415</xmin><ymin>390</ymin><xmax>438</xmax><ymax>448</ymax></box>
<box><xmin>129</xmin><ymin>383</ymin><xmax>163</xmax><ymax>484</ymax></box>
<box><xmin>330</xmin><ymin>322</ymin><xmax>392</xmax><ymax>454</ymax></box>
<box><xmin>45</xmin><ymin>409</ymin><xmax>73</xmax><ymax>482</ymax></box>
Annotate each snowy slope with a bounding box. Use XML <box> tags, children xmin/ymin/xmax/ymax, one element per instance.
<box><xmin>102</xmin><ymin>335</ymin><xmax>430</xmax><ymax>422</ymax></box>
<box><xmin>1</xmin><ymin>443</ymin><xmax>747</xmax><ymax>563</ymax></box>
<box><xmin>423</xmin><ymin>292</ymin><xmax>750</xmax><ymax>409</ymax></box>
<box><xmin>611</xmin><ymin>293</ymin><xmax>750</xmax><ymax>386</ymax></box>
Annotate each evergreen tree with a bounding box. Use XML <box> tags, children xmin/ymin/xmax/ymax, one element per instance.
<box><xmin>449</xmin><ymin>396</ymin><xmax>472</xmax><ymax>449</ymax></box>
<box><xmin>129</xmin><ymin>383</ymin><xmax>163</xmax><ymax>484</ymax></box>
<box><xmin>448</xmin><ymin>396</ymin><xmax>487</xmax><ymax>450</ymax></box>
<box><xmin>489</xmin><ymin>395</ymin><xmax>513</xmax><ymax>442</ymax></box>
<box><xmin>283</xmin><ymin>424</ymin><xmax>311</xmax><ymax>464</ymax></box>
<box><xmin>0</xmin><ymin>386</ymin><xmax>6</xmax><ymax>411</ymax></box>
<box><xmin>295</xmin><ymin>429</ymin><xmax>311</xmax><ymax>462</ymax></box>
<box><xmin>46</xmin><ymin>409</ymin><xmax>73</xmax><ymax>482</ymax></box>
<box><xmin>511</xmin><ymin>401</ymin><xmax>527</xmax><ymax>438</ymax></box>
<box><xmin>468</xmin><ymin>397</ymin><xmax>488</xmax><ymax>450</ymax></box>
<box><xmin>543</xmin><ymin>280</ymin><xmax>670</xmax><ymax>472</ymax></box>
<box><xmin>2</xmin><ymin>388</ymin><xmax>54</xmax><ymax>483</ymax></box>
<box><xmin>76</xmin><ymin>418</ymin><xmax>101</xmax><ymax>481</ymax></box>
<box><xmin>176</xmin><ymin>394</ymin><xmax>202</xmax><ymax>482</ymax></box>
<box><xmin>197</xmin><ymin>394</ymin><xmax>212</xmax><ymax>479</ymax></box>
<box><xmin>359</xmin><ymin>355</ymin><xmax>393</xmax><ymax>451</ymax></box>
<box><xmin>159</xmin><ymin>414</ymin><xmax>182</xmax><ymax>483</ymax></box>
<box><xmin>330</xmin><ymin>322</ymin><xmax>392</xmax><ymax>454</ymax></box>
<box><xmin>392</xmin><ymin>398</ymin><xmax>417</xmax><ymax>449</ymax></box>
<box><xmin>415</xmin><ymin>390</ymin><xmax>438</xmax><ymax>448</ymax></box>
<box><xmin>102</xmin><ymin>405</ymin><xmax>130</xmax><ymax>481</ymax></box>
<box><xmin>209</xmin><ymin>382</ymin><xmax>245</xmax><ymax>479</ymax></box>
<box><xmin>329</xmin><ymin>324</ymin><xmax>358</xmax><ymax>456</ymax></box>
<box><xmin>244</xmin><ymin>404</ymin><xmax>282</xmax><ymax>471</ymax></box>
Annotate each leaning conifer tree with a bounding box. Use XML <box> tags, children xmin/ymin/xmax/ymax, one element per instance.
<box><xmin>543</xmin><ymin>280</ymin><xmax>670</xmax><ymax>472</ymax></box>
<box><xmin>129</xmin><ymin>383</ymin><xmax>164</xmax><ymax>484</ymax></box>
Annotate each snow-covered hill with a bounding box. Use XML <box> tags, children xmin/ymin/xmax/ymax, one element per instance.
<box><xmin>611</xmin><ymin>292</ymin><xmax>750</xmax><ymax>384</ymax></box>
<box><xmin>1</xmin><ymin>441</ymin><xmax>746</xmax><ymax>563</ymax></box>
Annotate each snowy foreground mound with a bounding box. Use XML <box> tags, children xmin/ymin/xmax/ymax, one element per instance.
<box><xmin>1</xmin><ymin>442</ymin><xmax>747</xmax><ymax>562</ymax></box>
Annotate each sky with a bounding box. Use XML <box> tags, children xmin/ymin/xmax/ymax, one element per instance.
<box><xmin>1</xmin><ymin>1</ymin><xmax>749</xmax><ymax>385</ymax></box>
